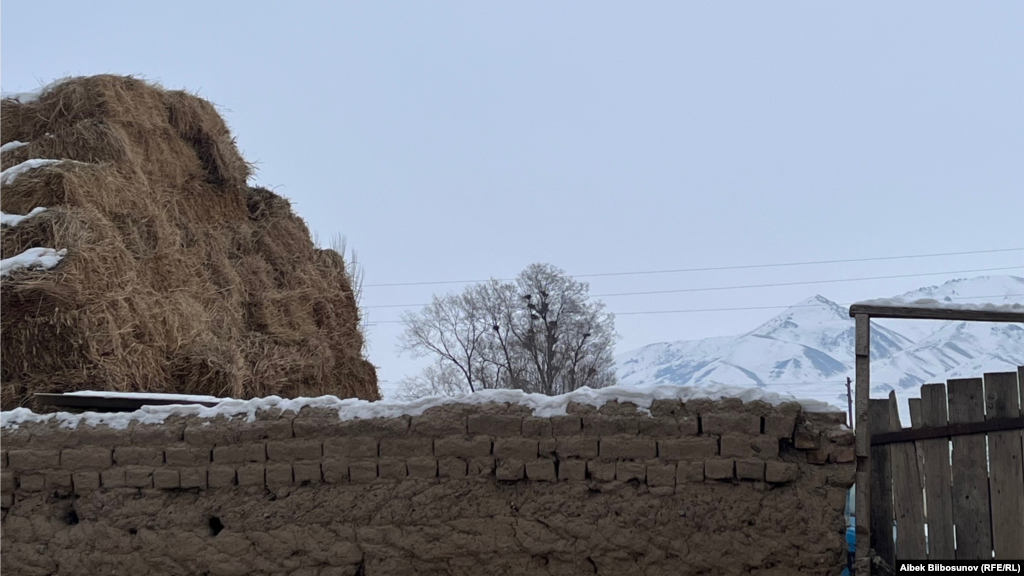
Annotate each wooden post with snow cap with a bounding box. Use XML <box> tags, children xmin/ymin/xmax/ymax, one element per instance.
<box><xmin>853</xmin><ymin>313</ymin><xmax>871</xmax><ymax>574</ymax></box>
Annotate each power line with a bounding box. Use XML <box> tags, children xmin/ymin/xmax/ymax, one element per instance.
<box><xmin>362</xmin><ymin>265</ymin><xmax>1024</xmax><ymax>309</ymax></box>
<box><xmin>366</xmin><ymin>291</ymin><xmax>1024</xmax><ymax>323</ymax></box>
<box><xmin>363</xmin><ymin>247</ymin><xmax>1024</xmax><ymax>288</ymax></box>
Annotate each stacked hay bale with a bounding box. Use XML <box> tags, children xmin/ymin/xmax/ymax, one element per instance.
<box><xmin>0</xmin><ymin>75</ymin><xmax>379</xmax><ymax>409</ymax></box>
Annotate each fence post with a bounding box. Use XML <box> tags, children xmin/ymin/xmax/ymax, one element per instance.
<box><xmin>854</xmin><ymin>313</ymin><xmax>871</xmax><ymax>574</ymax></box>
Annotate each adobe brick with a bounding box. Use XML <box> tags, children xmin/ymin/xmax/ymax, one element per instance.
<box><xmin>322</xmin><ymin>459</ymin><xmax>349</xmax><ymax>483</ymax></box>
<box><xmin>236</xmin><ymin>464</ymin><xmax>265</xmax><ymax>487</ymax></box>
<box><xmin>720</xmin><ymin>435</ymin><xmax>758</xmax><ymax>459</ymax></box>
<box><xmin>410</xmin><ymin>415</ymin><xmax>466</xmax><ymax>437</ymax></box>
<box><xmin>324</xmin><ymin>437</ymin><xmax>378</xmax><ymax>459</ymax></box>
<box><xmin>586</xmin><ymin>460</ymin><xmax>615</xmax><ymax>482</ymax></box>
<box><xmin>467</xmin><ymin>414</ymin><xmax>522</xmax><ymax>437</ymax></box>
<box><xmin>8</xmin><ymin>450</ymin><xmax>59</xmax><ymax>471</ymax></box>
<box><xmin>616</xmin><ymin>461</ymin><xmax>645</xmax><ymax>483</ymax></box>
<box><xmin>678</xmin><ymin>416</ymin><xmax>699</xmax><ymax>436</ymax></box>
<box><xmin>555</xmin><ymin>437</ymin><xmax>598</xmax><ymax>459</ymax></box>
<box><xmin>240</xmin><ymin>418</ymin><xmax>294</xmax><ymax>441</ymax></box>
<box><xmin>212</xmin><ymin>444</ymin><xmax>266</xmax><ymax>464</ymax></box>
<box><xmin>566</xmin><ymin>401</ymin><xmax>597</xmax><ymax>415</ymax></box>
<box><xmin>165</xmin><ymin>445</ymin><xmax>212</xmax><ymax>467</ymax></box>
<box><xmin>736</xmin><ymin>459</ymin><xmax>765</xmax><ymax>481</ymax></box>
<box><xmin>558</xmin><ymin>460</ymin><xmax>586</xmax><ymax>481</ymax></box>
<box><xmin>765</xmin><ymin>462</ymin><xmax>800</xmax><ymax>484</ymax></box>
<box><xmin>649</xmin><ymin>398</ymin><xmax>684</xmax><ymax>417</ymax></box>
<box><xmin>407</xmin><ymin>457</ymin><xmax>438</xmax><ymax>478</ymax></box>
<box><xmin>153</xmin><ymin>468</ymin><xmax>180</xmax><ymax>490</ymax></box>
<box><xmin>433</xmin><ymin>436</ymin><xmax>490</xmax><ymax>459</ymax></box>
<box><xmin>266</xmin><ymin>440</ymin><xmax>322</xmax><ymax>462</ymax></box>
<box><xmin>0</xmin><ymin>493</ymin><xmax>10</xmax><ymax>508</ymax></box>
<box><xmin>764</xmin><ymin>413</ymin><xmax>798</xmax><ymax>439</ymax></box>
<box><xmin>752</xmin><ymin>436</ymin><xmax>780</xmax><ymax>459</ymax></box>
<box><xmin>832</xmin><ymin>443</ymin><xmax>854</xmax><ymax>464</ymax></box>
<box><xmin>294</xmin><ymin>462</ymin><xmax>323</xmax><ymax>484</ymax></box>
<box><xmin>336</xmin><ymin>417</ymin><xmax>411</xmax><ymax>437</ymax></box>
<box><xmin>702</xmin><ymin>413</ymin><xmax>760</xmax><ymax>436</ymax></box>
<box><xmin>113</xmin><ymin>446</ymin><xmax>163</xmax><ymax>467</ymax></box>
<box><xmin>793</xmin><ymin>426</ymin><xmax>821</xmax><ymax>450</ymax></box>
<box><xmin>438</xmin><ymin>458</ymin><xmax>467</xmax><ymax>479</ymax></box>
<box><xmin>19</xmin><ymin>474</ymin><xmax>44</xmax><ymax>492</ymax></box>
<box><xmin>208</xmin><ymin>465</ymin><xmax>236</xmax><ymax>488</ymax></box>
<box><xmin>61</xmin><ymin>447</ymin><xmax>113</xmax><ymax>470</ymax></box>
<box><xmin>639</xmin><ymin>417</ymin><xmax>679</xmax><ymax>437</ymax></box>
<box><xmin>828</xmin><ymin>465</ymin><xmax>856</xmax><ymax>489</ymax></box>
<box><xmin>1</xmin><ymin>472</ymin><xmax>14</xmax><ymax>494</ymax></box>
<box><xmin>705</xmin><ymin>459</ymin><xmax>735</xmax><ymax>480</ymax></box>
<box><xmin>72</xmin><ymin>471</ymin><xmax>100</xmax><ymax>493</ymax></box>
<box><xmin>378</xmin><ymin>459</ymin><xmax>407</xmax><ymax>480</ymax></box>
<box><xmin>599</xmin><ymin>437</ymin><xmax>656</xmax><ymax>460</ymax></box>
<box><xmin>379</xmin><ymin>437</ymin><xmax>432</xmax><ymax>459</ymax></box>
<box><xmin>75</xmin><ymin>425</ymin><xmax>131</xmax><ymax>447</ymax></box>
<box><xmin>468</xmin><ymin>457</ymin><xmax>494</xmax><ymax>477</ymax></box>
<box><xmin>495</xmin><ymin>459</ymin><xmax>524</xmax><ymax>481</ymax></box>
<box><xmin>100</xmin><ymin>468</ymin><xmax>127</xmax><ymax>488</ymax></box>
<box><xmin>525</xmin><ymin>459</ymin><xmax>556</xmax><ymax>481</ymax></box>
<box><xmin>806</xmin><ymin>412</ymin><xmax>847</xmax><ymax>426</ymax></box>
<box><xmin>646</xmin><ymin>463</ymin><xmax>676</xmax><ymax>487</ymax></box>
<box><xmin>180</xmin><ymin>467</ymin><xmax>207</xmax><ymax>489</ymax></box>
<box><xmin>1</xmin><ymin>451</ymin><xmax>6</xmax><ymax>470</ymax></box>
<box><xmin>45</xmin><ymin>470</ymin><xmax>72</xmax><ymax>490</ymax></box>
<box><xmin>1</xmin><ymin>427</ymin><xmax>31</xmax><ymax>449</ymax></box>
<box><xmin>265</xmin><ymin>463</ymin><xmax>293</xmax><ymax>488</ymax></box>
<box><xmin>828</xmin><ymin>429</ymin><xmax>855</xmax><ymax>446</ymax></box>
<box><xmin>493</xmin><ymin>438</ymin><xmax>538</xmax><ymax>460</ymax></box>
<box><xmin>550</xmin><ymin>415</ymin><xmax>582</xmax><ymax>436</ymax></box>
<box><xmin>27</xmin><ymin>425</ymin><xmax>79</xmax><ymax>449</ymax></box>
<box><xmin>133</xmin><ymin>418</ymin><xmax>186</xmax><ymax>445</ymax></box>
<box><xmin>658</xmin><ymin>437</ymin><xmax>717</xmax><ymax>460</ymax></box>
<box><xmin>521</xmin><ymin>417</ymin><xmax>552</xmax><ymax>437</ymax></box>
<box><xmin>806</xmin><ymin>445</ymin><xmax>831</xmax><ymax>465</ymax></box>
<box><xmin>183</xmin><ymin>419</ymin><xmax>236</xmax><ymax>447</ymax></box>
<box><xmin>538</xmin><ymin>437</ymin><xmax>556</xmax><ymax>457</ymax></box>
<box><xmin>125</xmin><ymin>466</ymin><xmax>154</xmax><ymax>488</ymax></box>
<box><xmin>349</xmin><ymin>460</ymin><xmax>378</xmax><ymax>483</ymax></box>
<box><xmin>583</xmin><ymin>416</ymin><xmax>639</xmax><ymax>436</ymax></box>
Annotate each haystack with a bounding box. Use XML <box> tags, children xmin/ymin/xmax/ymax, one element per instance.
<box><xmin>0</xmin><ymin>75</ymin><xmax>379</xmax><ymax>410</ymax></box>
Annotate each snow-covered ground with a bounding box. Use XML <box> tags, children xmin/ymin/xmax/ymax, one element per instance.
<box><xmin>617</xmin><ymin>276</ymin><xmax>1024</xmax><ymax>425</ymax></box>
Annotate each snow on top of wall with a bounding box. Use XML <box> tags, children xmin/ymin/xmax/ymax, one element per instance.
<box><xmin>855</xmin><ymin>297</ymin><xmax>1024</xmax><ymax>314</ymax></box>
<box><xmin>0</xmin><ymin>247</ymin><xmax>67</xmax><ymax>277</ymax></box>
<box><xmin>1</xmin><ymin>207</ymin><xmax>47</xmax><ymax>227</ymax></box>
<box><xmin>0</xmin><ymin>140</ymin><xmax>29</xmax><ymax>153</ymax></box>
<box><xmin>0</xmin><ymin>383</ymin><xmax>840</xmax><ymax>430</ymax></box>
<box><xmin>0</xmin><ymin>159</ymin><xmax>64</xmax><ymax>186</ymax></box>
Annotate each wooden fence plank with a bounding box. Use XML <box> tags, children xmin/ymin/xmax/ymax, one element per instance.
<box><xmin>908</xmin><ymin>399</ymin><xmax>927</xmax><ymax>503</ymax></box>
<box><xmin>888</xmin><ymin>393</ymin><xmax>927</xmax><ymax>560</ymax></box>
<box><xmin>920</xmin><ymin>384</ymin><xmax>955</xmax><ymax>560</ymax></box>
<box><xmin>947</xmin><ymin>378</ymin><xmax>992</xmax><ymax>560</ymax></box>
<box><xmin>984</xmin><ymin>371</ymin><xmax>1024</xmax><ymax>559</ymax></box>
<box><xmin>869</xmin><ymin>397</ymin><xmax>896</xmax><ymax>569</ymax></box>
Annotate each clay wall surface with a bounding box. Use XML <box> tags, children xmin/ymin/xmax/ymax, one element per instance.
<box><xmin>0</xmin><ymin>398</ymin><xmax>854</xmax><ymax>575</ymax></box>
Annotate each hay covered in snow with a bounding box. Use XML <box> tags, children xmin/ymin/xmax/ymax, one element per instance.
<box><xmin>0</xmin><ymin>75</ymin><xmax>378</xmax><ymax>410</ymax></box>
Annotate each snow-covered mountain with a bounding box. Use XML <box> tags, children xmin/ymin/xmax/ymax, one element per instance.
<box><xmin>616</xmin><ymin>276</ymin><xmax>1024</xmax><ymax>422</ymax></box>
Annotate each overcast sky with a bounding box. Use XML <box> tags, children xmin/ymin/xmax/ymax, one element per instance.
<box><xmin>3</xmin><ymin>1</ymin><xmax>1022</xmax><ymax>398</ymax></box>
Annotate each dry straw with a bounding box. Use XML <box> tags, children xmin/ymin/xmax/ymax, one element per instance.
<box><xmin>0</xmin><ymin>75</ymin><xmax>379</xmax><ymax>410</ymax></box>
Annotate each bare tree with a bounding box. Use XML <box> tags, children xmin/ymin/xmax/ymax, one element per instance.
<box><xmin>397</xmin><ymin>291</ymin><xmax>487</xmax><ymax>392</ymax></box>
<box><xmin>398</xmin><ymin>263</ymin><xmax>618</xmax><ymax>398</ymax></box>
<box><xmin>394</xmin><ymin>359</ymin><xmax>468</xmax><ymax>400</ymax></box>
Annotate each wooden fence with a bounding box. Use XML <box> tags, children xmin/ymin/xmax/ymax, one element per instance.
<box><xmin>867</xmin><ymin>368</ymin><xmax>1024</xmax><ymax>571</ymax></box>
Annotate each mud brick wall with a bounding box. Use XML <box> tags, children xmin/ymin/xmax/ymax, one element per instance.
<box><xmin>1</xmin><ymin>398</ymin><xmax>854</xmax><ymax>576</ymax></box>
